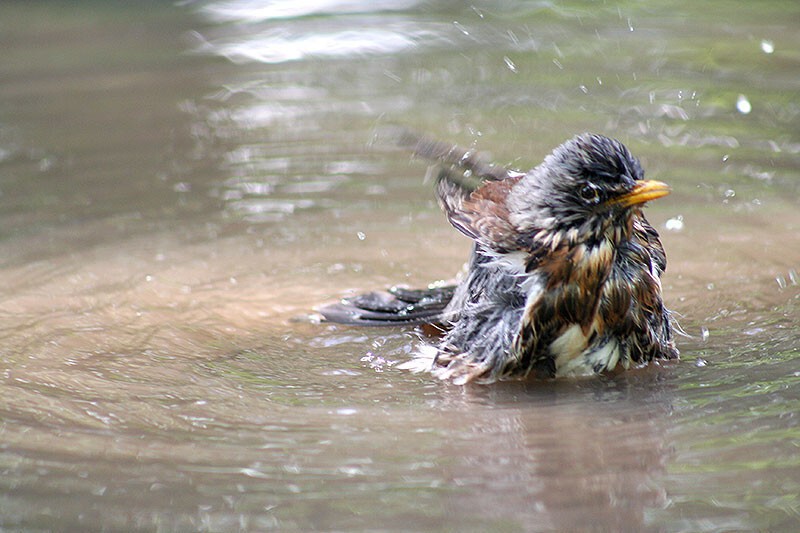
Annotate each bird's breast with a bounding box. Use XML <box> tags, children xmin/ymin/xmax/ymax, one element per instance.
<box><xmin>514</xmin><ymin>237</ymin><xmax>620</xmax><ymax>376</ymax></box>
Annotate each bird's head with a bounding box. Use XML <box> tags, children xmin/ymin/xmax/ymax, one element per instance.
<box><xmin>507</xmin><ymin>133</ymin><xmax>670</xmax><ymax>245</ymax></box>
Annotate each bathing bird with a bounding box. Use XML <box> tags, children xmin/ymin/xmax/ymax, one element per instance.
<box><xmin>318</xmin><ymin>131</ymin><xmax>679</xmax><ymax>384</ymax></box>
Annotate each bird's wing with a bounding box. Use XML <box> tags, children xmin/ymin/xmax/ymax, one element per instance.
<box><xmin>316</xmin><ymin>285</ymin><xmax>457</xmax><ymax>327</ymax></box>
<box><xmin>435</xmin><ymin>173</ymin><xmax>525</xmax><ymax>253</ymax></box>
<box><xmin>376</xmin><ymin>127</ymin><xmax>528</xmax><ymax>252</ymax></box>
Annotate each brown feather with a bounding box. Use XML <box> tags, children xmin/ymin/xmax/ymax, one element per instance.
<box><xmin>438</xmin><ymin>173</ymin><xmax>523</xmax><ymax>252</ymax></box>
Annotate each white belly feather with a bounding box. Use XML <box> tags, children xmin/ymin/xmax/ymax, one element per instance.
<box><xmin>552</xmin><ymin>323</ymin><xmax>623</xmax><ymax>377</ymax></box>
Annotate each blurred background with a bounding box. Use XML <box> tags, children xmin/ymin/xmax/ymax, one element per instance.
<box><xmin>0</xmin><ymin>1</ymin><xmax>798</xmax><ymax>530</ymax></box>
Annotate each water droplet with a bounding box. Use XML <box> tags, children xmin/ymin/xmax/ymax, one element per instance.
<box><xmin>724</xmin><ymin>189</ymin><xmax>736</xmax><ymax>198</ymax></box>
<box><xmin>760</xmin><ymin>39</ymin><xmax>774</xmax><ymax>54</ymax></box>
<box><xmin>38</xmin><ymin>157</ymin><xmax>54</xmax><ymax>172</ymax></box>
<box><xmin>579</xmin><ymin>85</ymin><xmax>588</xmax><ymax>94</ymax></box>
<box><xmin>336</xmin><ymin>408</ymin><xmax>358</xmax><ymax>416</ymax></box>
<box><xmin>356</xmin><ymin>231</ymin><xmax>366</xmax><ymax>241</ymax></box>
<box><xmin>695</xmin><ymin>357</ymin><xmax>708</xmax><ymax>367</ymax></box>
<box><xmin>371</xmin><ymin>337</ymin><xmax>387</xmax><ymax>349</ymax></box>
<box><xmin>338</xmin><ymin>466</ymin><xmax>364</xmax><ymax>477</ymax></box>
<box><xmin>665</xmin><ymin>215</ymin><xmax>684</xmax><ymax>232</ymax></box>
<box><xmin>453</xmin><ymin>21</ymin><xmax>469</xmax><ymax>36</ymax></box>
<box><xmin>721</xmin><ymin>154</ymin><xmax>729</xmax><ymax>162</ymax></box>
<box><xmin>700</xmin><ymin>326</ymin><xmax>709</xmax><ymax>341</ymax></box>
<box><xmin>706</xmin><ymin>283</ymin><xmax>715</xmax><ymax>291</ymax></box>
<box><xmin>503</xmin><ymin>56</ymin><xmax>517</xmax><ymax>73</ymax></box>
<box><xmin>776</xmin><ymin>275</ymin><xmax>787</xmax><ymax>290</ymax></box>
<box><xmin>552</xmin><ymin>58</ymin><xmax>564</xmax><ymax>70</ymax></box>
<box><xmin>789</xmin><ymin>269</ymin><xmax>798</xmax><ymax>285</ymax></box>
<box><xmin>736</xmin><ymin>94</ymin><xmax>752</xmax><ymax>114</ymax></box>
<box><xmin>383</xmin><ymin>70</ymin><xmax>401</xmax><ymax>83</ymax></box>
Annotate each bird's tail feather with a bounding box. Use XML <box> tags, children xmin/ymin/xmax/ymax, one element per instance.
<box><xmin>316</xmin><ymin>285</ymin><xmax>456</xmax><ymax>327</ymax></box>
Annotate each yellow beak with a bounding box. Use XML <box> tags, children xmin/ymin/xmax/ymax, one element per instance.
<box><xmin>612</xmin><ymin>180</ymin><xmax>671</xmax><ymax>207</ymax></box>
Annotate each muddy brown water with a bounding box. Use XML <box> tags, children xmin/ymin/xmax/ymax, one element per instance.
<box><xmin>0</xmin><ymin>1</ymin><xmax>798</xmax><ymax>531</ymax></box>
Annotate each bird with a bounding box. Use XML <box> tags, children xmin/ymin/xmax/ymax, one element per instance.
<box><xmin>318</xmin><ymin>130</ymin><xmax>679</xmax><ymax>384</ymax></box>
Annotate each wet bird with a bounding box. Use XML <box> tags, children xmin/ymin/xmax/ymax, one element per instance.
<box><xmin>318</xmin><ymin>130</ymin><xmax>679</xmax><ymax>384</ymax></box>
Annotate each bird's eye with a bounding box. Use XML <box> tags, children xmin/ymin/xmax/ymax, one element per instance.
<box><xmin>579</xmin><ymin>183</ymin><xmax>601</xmax><ymax>205</ymax></box>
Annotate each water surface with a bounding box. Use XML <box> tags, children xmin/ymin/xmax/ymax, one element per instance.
<box><xmin>0</xmin><ymin>1</ymin><xmax>798</xmax><ymax>531</ymax></box>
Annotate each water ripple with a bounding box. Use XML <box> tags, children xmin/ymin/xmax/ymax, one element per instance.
<box><xmin>216</xmin><ymin>28</ymin><xmax>423</xmax><ymax>64</ymax></box>
<box><xmin>200</xmin><ymin>0</ymin><xmax>423</xmax><ymax>23</ymax></box>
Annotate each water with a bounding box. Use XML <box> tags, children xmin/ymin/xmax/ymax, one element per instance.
<box><xmin>1</xmin><ymin>1</ymin><xmax>798</xmax><ymax>531</ymax></box>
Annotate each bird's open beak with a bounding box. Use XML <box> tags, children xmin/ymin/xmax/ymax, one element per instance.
<box><xmin>612</xmin><ymin>180</ymin><xmax>671</xmax><ymax>207</ymax></box>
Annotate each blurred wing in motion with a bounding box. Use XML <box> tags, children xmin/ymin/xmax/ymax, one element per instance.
<box><xmin>381</xmin><ymin>127</ymin><xmax>526</xmax><ymax>253</ymax></box>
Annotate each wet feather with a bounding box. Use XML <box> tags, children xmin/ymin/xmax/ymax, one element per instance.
<box><xmin>318</xmin><ymin>130</ymin><xmax>679</xmax><ymax>383</ymax></box>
